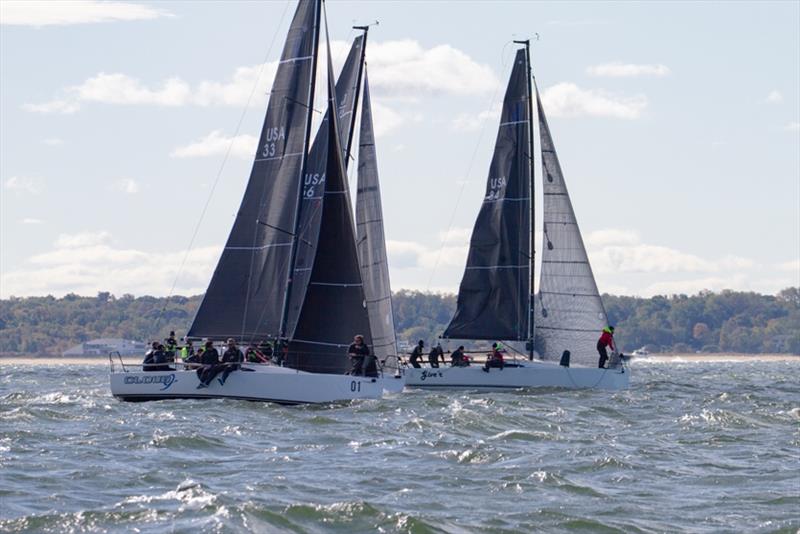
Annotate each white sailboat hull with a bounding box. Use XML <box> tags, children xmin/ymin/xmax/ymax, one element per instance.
<box><xmin>404</xmin><ymin>361</ymin><xmax>629</xmax><ymax>390</ymax></box>
<box><xmin>110</xmin><ymin>364</ymin><xmax>405</xmax><ymax>404</ymax></box>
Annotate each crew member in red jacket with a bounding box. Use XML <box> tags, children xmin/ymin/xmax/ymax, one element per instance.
<box><xmin>596</xmin><ymin>326</ymin><xmax>615</xmax><ymax>368</ymax></box>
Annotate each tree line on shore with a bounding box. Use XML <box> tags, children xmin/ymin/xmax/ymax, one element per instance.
<box><xmin>0</xmin><ymin>288</ymin><xmax>797</xmax><ymax>355</ymax></box>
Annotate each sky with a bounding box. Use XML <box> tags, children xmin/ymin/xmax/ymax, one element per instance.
<box><xmin>1</xmin><ymin>0</ymin><xmax>798</xmax><ymax>300</ymax></box>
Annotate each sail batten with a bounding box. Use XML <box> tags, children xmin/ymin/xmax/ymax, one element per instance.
<box><xmin>356</xmin><ymin>69</ymin><xmax>398</xmax><ymax>368</ymax></box>
<box><xmin>533</xmin><ymin>80</ymin><xmax>608</xmax><ymax>366</ymax></box>
<box><xmin>187</xmin><ymin>0</ymin><xmax>320</xmax><ymax>342</ymax></box>
<box><xmin>443</xmin><ymin>48</ymin><xmax>532</xmax><ymax>342</ymax></box>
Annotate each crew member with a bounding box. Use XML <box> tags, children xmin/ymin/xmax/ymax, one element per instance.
<box><xmin>164</xmin><ymin>330</ymin><xmax>178</xmax><ymax>357</ymax></box>
<box><xmin>451</xmin><ymin>345</ymin><xmax>468</xmax><ymax>367</ymax></box>
<box><xmin>482</xmin><ymin>342</ymin><xmax>505</xmax><ymax>372</ymax></box>
<box><xmin>597</xmin><ymin>326</ymin><xmax>615</xmax><ymax>368</ymax></box>
<box><xmin>347</xmin><ymin>335</ymin><xmax>370</xmax><ymax>376</ymax></box>
<box><xmin>219</xmin><ymin>338</ymin><xmax>244</xmax><ymax>385</ymax></box>
<box><xmin>428</xmin><ymin>343</ymin><xmax>445</xmax><ymax>368</ymax></box>
<box><xmin>196</xmin><ymin>340</ymin><xmax>221</xmax><ymax>388</ymax></box>
<box><xmin>409</xmin><ymin>340</ymin><xmax>424</xmax><ymax>369</ymax></box>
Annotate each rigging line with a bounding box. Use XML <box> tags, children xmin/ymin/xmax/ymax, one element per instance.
<box><xmin>150</xmin><ymin>0</ymin><xmax>292</xmax><ymax>342</ymax></box>
<box><xmin>424</xmin><ymin>44</ymin><xmax>513</xmax><ymax>292</ymax></box>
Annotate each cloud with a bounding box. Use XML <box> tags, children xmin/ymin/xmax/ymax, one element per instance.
<box><xmin>171</xmin><ymin>131</ymin><xmax>258</xmax><ymax>160</ymax></box>
<box><xmin>765</xmin><ymin>90</ymin><xmax>783</xmax><ymax>104</ymax></box>
<box><xmin>1</xmin><ymin>231</ymin><xmax>219</xmax><ymax>298</ymax></box>
<box><xmin>586</xmin><ymin>62</ymin><xmax>671</xmax><ymax>78</ymax></box>
<box><xmin>3</xmin><ymin>176</ymin><xmax>43</xmax><ymax>194</ymax></box>
<box><xmin>387</xmin><ymin>227</ymin><xmax>472</xmax><ymax>271</ymax></box>
<box><xmin>366</xmin><ymin>40</ymin><xmax>498</xmax><ymax>96</ymax></box>
<box><xmin>21</xmin><ymin>218</ymin><xmax>44</xmax><ymax>224</ymax></box>
<box><xmin>0</xmin><ymin>1</ymin><xmax>172</xmax><ymax>26</ymax></box>
<box><xmin>111</xmin><ymin>179</ymin><xmax>140</xmax><ymax>194</ymax></box>
<box><xmin>23</xmin><ymin>99</ymin><xmax>81</xmax><ymax>114</ymax></box>
<box><xmin>25</xmin><ymin>40</ymin><xmax>496</xmax><ymax>114</ymax></box>
<box><xmin>584</xmin><ymin>229</ymin><xmax>640</xmax><ymax>247</ymax></box>
<box><xmin>370</xmin><ymin>101</ymin><xmax>406</xmax><ymax>137</ymax></box>
<box><xmin>42</xmin><ymin>138</ymin><xmax>64</xmax><ymax>146</ymax></box>
<box><xmin>541</xmin><ymin>82</ymin><xmax>647</xmax><ymax>119</ymax></box>
<box><xmin>452</xmin><ymin>102</ymin><xmax>502</xmax><ymax>132</ymax></box>
<box><xmin>785</xmin><ymin>121</ymin><xmax>800</xmax><ymax>132</ymax></box>
<box><xmin>55</xmin><ymin>231</ymin><xmax>112</xmax><ymax>248</ymax></box>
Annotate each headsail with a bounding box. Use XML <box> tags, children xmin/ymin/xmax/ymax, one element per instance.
<box><xmin>285</xmin><ymin>33</ymin><xmax>367</xmax><ymax>339</ymax></box>
<box><xmin>533</xmin><ymin>81</ymin><xmax>608</xmax><ymax>366</ymax></box>
<box><xmin>188</xmin><ymin>0</ymin><xmax>320</xmax><ymax>341</ymax></box>
<box><xmin>443</xmin><ymin>48</ymin><xmax>532</xmax><ymax>341</ymax></box>
<box><xmin>287</xmin><ymin>16</ymin><xmax>372</xmax><ymax>374</ymax></box>
<box><xmin>356</xmin><ymin>69</ymin><xmax>397</xmax><ymax>368</ymax></box>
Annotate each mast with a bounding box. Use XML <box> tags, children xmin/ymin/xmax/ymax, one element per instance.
<box><xmin>344</xmin><ymin>25</ymin><xmax>369</xmax><ymax>166</ymax></box>
<box><xmin>279</xmin><ymin>0</ymin><xmax>322</xmax><ymax>340</ymax></box>
<box><xmin>515</xmin><ymin>39</ymin><xmax>536</xmax><ymax>360</ymax></box>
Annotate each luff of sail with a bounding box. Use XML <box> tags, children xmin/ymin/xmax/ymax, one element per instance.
<box><xmin>285</xmin><ymin>33</ymin><xmax>367</xmax><ymax>339</ymax></box>
<box><xmin>533</xmin><ymin>81</ymin><xmax>608</xmax><ymax>366</ymax></box>
<box><xmin>443</xmin><ymin>48</ymin><xmax>532</xmax><ymax>341</ymax></box>
<box><xmin>287</xmin><ymin>15</ymin><xmax>373</xmax><ymax>374</ymax></box>
<box><xmin>356</xmin><ymin>69</ymin><xmax>398</xmax><ymax>369</ymax></box>
<box><xmin>188</xmin><ymin>0</ymin><xmax>320</xmax><ymax>341</ymax></box>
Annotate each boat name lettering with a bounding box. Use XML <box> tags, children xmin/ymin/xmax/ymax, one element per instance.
<box><xmin>419</xmin><ymin>370</ymin><xmax>443</xmax><ymax>381</ymax></box>
<box><xmin>124</xmin><ymin>374</ymin><xmax>177</xmax><ymax>390</ymax></box>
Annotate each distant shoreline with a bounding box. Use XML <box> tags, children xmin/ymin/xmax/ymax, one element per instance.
<box><xmin>1</xmin><ymin>353</ymin><xmax>798</xmax><ymax>366</ymax></box>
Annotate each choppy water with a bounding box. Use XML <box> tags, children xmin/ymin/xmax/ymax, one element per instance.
<box><xmin>1</xmin><ymin>359</ymin><xmax>798</xmax><ymax>533</ymax></box>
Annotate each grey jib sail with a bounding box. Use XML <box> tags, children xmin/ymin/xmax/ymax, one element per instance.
<box><xmin>286</xmin><ymin>26</ymin><xmax>372</xmax><ymax>374</ymax></box>
<box><xmin>188</xmin><ymin>0</ymin><xmax>320</xmax><ymax>341</ymax></box>
<box><xmin>356</xmin><ymin>69</ymin><xmax>397</xmax><ymax>367</ymax></box>
<box><xmin>443</xmin><ymin>48</ymin><xmax>532</xmax><ymax>341</ymax></box>
<box><xmin>533</xmin><ymin>81</ymin><xmax>608</xmax><ymax>366</ymax></box>
<box><xmin>285</xmin><ymin>33</ymin><xmax>366</xmax><ymax>339</ymax></box>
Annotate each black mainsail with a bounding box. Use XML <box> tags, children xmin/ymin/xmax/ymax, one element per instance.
<box><xmin>443</xmin><ymin>48</ymin><xmax>532</xmax><ymax>342</ymax></box>
<box><xmin>285</xmin><ymin>33</ymin><xmax>367</xmax><ymax>338</ymax></box>
<box><xmin>356</xmin><ymin>69</ymin><xmax>397</xmax><ymax>367</ymax></box>
<box><xmin>188</xmin><ymin>0</ymin><xmax>320</xmax><ymax>341</ymax></box>
<box><xmin>286</xmin><ymin>16</ymin><xmax>373</xmax><ymax>373</ymax></box>
<box><xmin>533</xmin><ymin>81</ymin><xmax>608</xmax><ymax>366</ymax></box>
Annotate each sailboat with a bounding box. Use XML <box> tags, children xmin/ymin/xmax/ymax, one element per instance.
<box><xmin>110</xmin><ymin>0</ymin><xmax>403</xmax><ymax>403</ymax></box>
<box><xmin>405</xmin><ymin>41</ymin><xmax>629</xmax><ymax>390</ymax></box>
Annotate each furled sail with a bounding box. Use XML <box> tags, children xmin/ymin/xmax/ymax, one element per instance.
<box><xmin>287</xmin><ymin>22</ymin><xmax>372</xmax><ymax>374</ymax></box>
<box><xmin>285</xmin><ymin>33</ymin><xmax>366</xmax><ymax>338</ymax></box>
<box><xmin>443</xmin><ymin>48</ymin><xmax>532</xmax><ymax>341</ymax></box>
<box><xmin>533</xmin><ymin>81</ymin><xmax>608</xmax><ymax>366</ymax></box>
<box><xmin>188</xmin><ymin>0</ymin><xmax>320</xmax><ymax>341</ymax></box>
<box><xmin>356</xmin><ymin>70</ymin><xmax>397</xmax><ymax>368</ymax></box>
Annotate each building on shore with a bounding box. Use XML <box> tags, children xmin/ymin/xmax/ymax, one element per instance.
<box><xmin>62</xmin><ymin>338</ymin><xmax>146</xmax><ymax>357</ymax></box>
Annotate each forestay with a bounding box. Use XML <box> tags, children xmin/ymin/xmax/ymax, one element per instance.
<box><xmin>287</xmin><ymin>23</ymin><xmax>372</xmax><ymax>374</ymax></box>
<box><xmin>443</xmin><ymin>48</ymin><xmax>532</xmax><ymax>341</ymax></box>
<box><xmin>285</xmin><ymin>34</ymin><xmax>366</xmax><ymax>339</ymax></box>
<box><xmin>356</xmin><ymin>70</ymin><xmax>398</xmax><ymax>369</ymax></box>
<box><xmin>188</xmin><ymin>0</ymin><xmax>320</xmax><ymax>342</ymax></box>
<box><xmin>533</xmin><ymin>81</ymin><xmax>608</xmax><ymax>366</ymax></box>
